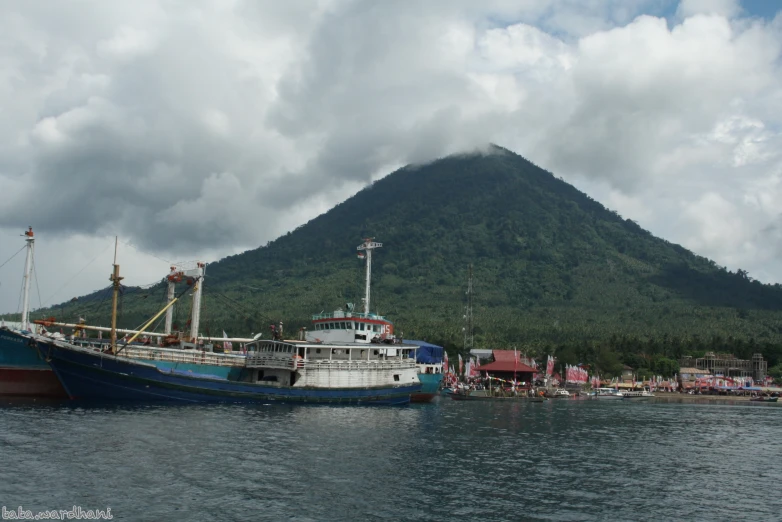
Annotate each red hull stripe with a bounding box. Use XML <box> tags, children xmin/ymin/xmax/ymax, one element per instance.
<box><xmin>0</xmin><ymin>368</ymin><xmax>66</xmax><ymax>397</ymax></box>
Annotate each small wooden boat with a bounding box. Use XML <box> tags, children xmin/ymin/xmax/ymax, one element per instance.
<box><xmin>450</xmin><ymin>389</ymin><xmax>546</xmax><ymax>402</ymax></box>
<box><xmin>750</xmin><ymin>396</ymin><xmax>778</xmax><ymax>403</ymax></box>
<box><xmin>548</xmin><ymin>389</ymin><xmax>571</xmax><ymax>399</ymax></box>
<box><xmin>590</xmin><ymin>387</ymin><xmax>624</xmax><ymax>399</ymax></box>
<box><xmin>623</xmin><ymin>390</ymin><xmax>655</xmax><ymax>400</ymax></box>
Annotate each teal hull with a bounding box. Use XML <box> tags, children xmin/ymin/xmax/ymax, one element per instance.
<box><xmin>0</xmin><ymin>330</ymin><xmax>49</xmax><ymax>370</ymax></box>
<box><xmin>411</xmin><ymin>373</ymin><xmax>443</xmax><ymax>402</ymax></box>
<box><xmin>419</xmin><ymin>373</ymin><xmax>443</xmax><ymax>394</ymax></box>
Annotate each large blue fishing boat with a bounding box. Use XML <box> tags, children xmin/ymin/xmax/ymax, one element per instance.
<box><xmin>38</xmin><ymin>338</ymin><xmax>420</xmax><ymax>404</ymax></box>
<box><xmin>0</xmin><ymin>228</ymin><xmax>65</xmax><ymax>397</ymax></box>
<box><xmin>36</xmin><ymin>240</ymin><xmax>422</xmax><ymax>404</ymax></box>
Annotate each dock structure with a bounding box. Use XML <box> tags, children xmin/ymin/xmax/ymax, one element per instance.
<box><xmin>679</xmin><ymin>352</ymin><xmax>767</xmax><ymax>382</ymax></box>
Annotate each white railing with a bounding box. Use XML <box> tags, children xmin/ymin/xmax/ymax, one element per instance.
<box><xmin>117</xmin><ymin>346</ymin><xmax>245</xmax><ymax>367</ymax></box>
<box><xmin>244</xmin><ymin>354</ymin><xmax>297</xmax><ymax>370</ymax></box>
<box><xmin>311</xmin><ymin>311</ymin><xmax>389</xmax><ymax>321</ymax></box>
<box><xmin>244</xmin><ymin>355</ymin><xmax>416</xmax><ymax>372</ymax></box>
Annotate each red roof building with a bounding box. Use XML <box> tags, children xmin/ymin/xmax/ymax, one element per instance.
<box><xmin>475</xmin><ymin>350</ymin><xmax>536</xmax><ymax>384</ymax></box>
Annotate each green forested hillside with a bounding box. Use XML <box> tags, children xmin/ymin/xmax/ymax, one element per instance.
<box><xmin>11</xmin><ymin>146</ymin><xmax>782</xmax><ymax>376</ymax></box>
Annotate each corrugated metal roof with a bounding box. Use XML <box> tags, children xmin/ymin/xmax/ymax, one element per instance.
<box><xmin>680</xmin><ymin>367</ymin><xmax>710</xmax><ymax>374</ymax></box>
<box><xmin>476</xmin><ymin>360</ymin><xmax>537</xmax><ymax>373</ymax></box>
<box><xmin>476</xmin><ymin>350</ymin><xmax>536</xmax><ymax>373</ymax></box>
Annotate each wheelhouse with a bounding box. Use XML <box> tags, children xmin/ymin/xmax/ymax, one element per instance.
<box><xmin>306</xmin><ymin>310</ymin><xmax>395</xmax><ymax>344</ymax></box>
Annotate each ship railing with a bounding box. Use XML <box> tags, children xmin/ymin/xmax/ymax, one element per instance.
<box><xmin>244</xmin><ymin>354</ymin><xmax>297</xmax><ymax>370</ymax></box>
<box><xmin>311</xmin><ymin>311</ymin><xmax>388</xmax><ymax>321</ymax></box>
<box><xmin>117</xmin><ymin>346</ymin><xmax>245</xmax><ymax>367</ymax></box>
<box><xmin>303</xmin><ymin>359</ymin><xmax>416</xmax><ymax>371</ymax></box>
<box><xmin>244</xmin><ymin>354</ymin><xmax>416</xmax><ymax>371</ymax></box>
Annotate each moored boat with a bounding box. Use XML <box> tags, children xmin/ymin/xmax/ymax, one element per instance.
<box><xmin>749</xmin><ymin>396</ymin><xmax>778</xmax><ymax>403</ymax></box>
<box><xmin>450</xmin><ymin>388</ymin><xmax>546</xmax><ymax>402</ymax></box>
<box><xmin>0</xmin><ymin>228</ymin><xmax>66</xmax><ymax>397</ymax></box>
<box><xmin>590</xmin><ymin>387</ymin><xmax>624</xmax><ymax>399</ymax></box>
<box><xmin>302</xmin><ymin>239</ymin><xmax>436</xmax><ymax>402</ymax></box>
<box><xmin>38</xmin><ymin>337</ymin><xmax>421</xmax><ymax>404</ymax></box>
<box><xmin>623</xmin><ymin>390</ymin><xmax>654</xmax><ymax>400</ymax></box>
<box><xmin>36</xmin><ymin>238</ymin><xmax>422</xmax><ymax>404</ymax></box>
<box><xmin>549</xmin><ymin>388</ymin><xmax>571</xmax><ymax>399</ymax></box>
<box><xmin>406</xmin><ymin>340</ymin><xmax>444</xmax><ymax>403</ymax></box>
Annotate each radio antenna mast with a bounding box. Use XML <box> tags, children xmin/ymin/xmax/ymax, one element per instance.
<box><xmin>463</xmin><ymin>264</ymin><xmax>474</xmax><ymax>352</ymax></box>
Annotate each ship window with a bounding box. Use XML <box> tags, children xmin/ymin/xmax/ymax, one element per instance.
<box><xmin>316</xmin><ymin>348</ymin><xmax>321</xmax><ymax>354</ymax></box>
<box><xmin>374</xmin><ymin>350</ymin><xmax>378</xmax><ymax>356</ymax></box>
<box><xmin>393</xmin><ymin>374</ymin><xmax>400</xmax><ymax>381</ymax></box>
<box><xmin>373</xmin><ymin>325</ymin><xmax>380</xmax><ymax>333</ymax></box>
<box><xmin>359</xmin><ymin>323</ymin><xmax>365</xmax><ymax>331</ymax></box>
<box><xmin>340</xmin><ymin>322</ymin><xmax>346</xmax><ymax>329</ymax></box>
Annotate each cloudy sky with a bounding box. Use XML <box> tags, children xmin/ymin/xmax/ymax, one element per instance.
<box><xmin>1</xmin><ymin>0</ymin><xmax>781</xmax><ymax>314</ymax></box>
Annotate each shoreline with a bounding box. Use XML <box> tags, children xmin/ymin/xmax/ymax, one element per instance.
<box><xmin>649</xmin><ymin>392</ymin><xmax>779</xmax><ymax>407</ymax></box>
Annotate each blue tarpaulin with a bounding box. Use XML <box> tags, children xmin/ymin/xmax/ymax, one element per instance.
<box><xmin>405</xmin><ymin>340</ymin><xmax>444</xmax><ymax>364</ymax></box>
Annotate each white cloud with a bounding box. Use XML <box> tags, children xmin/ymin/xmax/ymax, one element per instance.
<box><xmin>2</xmin><ymin>0</ymin><xmax>782</xmax><ymax>313</ymax></box>
<box><xmin>97</xmin><ymin>26</ymin><xmax>158</xmax><ymax>59</ymax></box>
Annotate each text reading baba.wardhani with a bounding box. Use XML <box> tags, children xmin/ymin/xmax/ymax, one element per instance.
<box><xmin>2</xmin><ymin>506</ymin><xmax>113</xmax><ymax>520</ymax></box>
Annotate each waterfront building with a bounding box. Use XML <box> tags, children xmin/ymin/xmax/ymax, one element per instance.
<box><xmin>474</xmin><ymin>350</ymin><xmax>536</xmax><ymax>385</ymax></box>
<box><xmin>679</xmin><ymin>367</ymin><xmax>711</xmax><ymax>380</ymax></box>
<box><xmin>679</xmin><ymin>353</ymin><xmax>767</xmax><ymax>382</ymax></box>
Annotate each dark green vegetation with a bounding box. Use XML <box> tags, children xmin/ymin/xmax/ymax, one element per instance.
<box><xmin>10</xmin><ymin>146</ymin><xmax>782</xmax><ymax>377</ymax></box>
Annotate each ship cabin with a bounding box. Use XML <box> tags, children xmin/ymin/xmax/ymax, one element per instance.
<box><xmin>242</xmin><ymin>339</ymin><xmax>418</xmax><ymax>387</ymax></box>
<box><xmin>305</xmin><ymin>307</ymin><xmax>396</xmax><ymax>344</ymax></box>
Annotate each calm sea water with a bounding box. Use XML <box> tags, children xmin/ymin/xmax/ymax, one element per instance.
<box><xmin>1</xmin><ymin>397</ymin><xmax>780</xmax><ymax>521</ymax></box>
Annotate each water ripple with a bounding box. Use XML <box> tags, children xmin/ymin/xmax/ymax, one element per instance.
<box><xmin>0</xmin><ymin>398</ymin><xmax>780</xmax><ymax>521</ymax></box>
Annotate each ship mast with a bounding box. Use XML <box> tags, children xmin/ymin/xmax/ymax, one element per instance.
<box><xmin>164</xmin><ymin>266</ymin><xmax>177</xmax><ymax>335</ymax></box>
<box><xmin>109</xmin><ymin>237</ymin><xmax>123</xmax><ymax>353</ymax></box>
<box><xmin>357</xmin><ymin>238</ymin><xmax>382</xmax><ymax>315</ymax></box>
<box><xmin>189</xmin><ymin>262</ymin><xmax>205</xmax><ymax>343</ymax></box>
<box><xmin>20</xmin><ymin>227</ymin><xmax>35</xmax><ymax>331</ymax></box>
